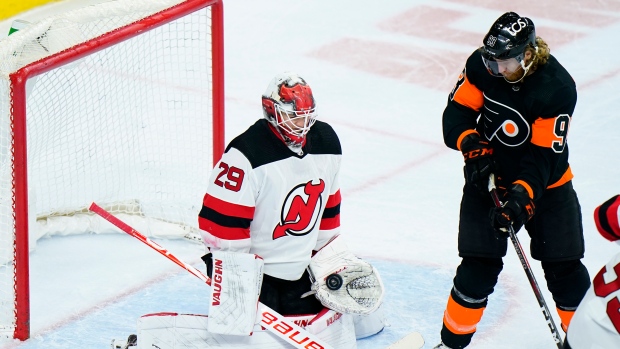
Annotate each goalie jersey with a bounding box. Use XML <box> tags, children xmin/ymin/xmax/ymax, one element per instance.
<box><xmin>198</xmin><ymin>119</ymin><xmax>342</xmax><ymax>281</ymax></box>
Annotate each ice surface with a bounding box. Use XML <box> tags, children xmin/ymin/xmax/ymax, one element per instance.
<box><xmin>1</xmin><ymin>0</ymin><xmax>620</xmax><ymax>348</ymax></box>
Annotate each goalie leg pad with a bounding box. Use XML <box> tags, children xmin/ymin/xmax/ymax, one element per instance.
<box><xmin>137</xmin><ymin>313</ymin><xmax>290</xmax><ymax>349</ymax></box>
<box><xmin>308</xmin><ymin>235</ymin><xmax>385</xmax><ymax>315</ymax></box>
<box><xmin>208</xmin><ymin>250</ymin><xmax>264</xmax><ymax>336</ymax></box>
<box><xmin>353</xmin><ymin>302</ymin><xmax>387</xmax><ymax>339</ymax></box>
<box><xmin>136</xmin><ymin>311</ymin><xmax>356</xmax><ymax>349</ymax></box>
<box><xmin>305</xmin><ymin>309</ymin><xmax>357</xmax><ymax>349</ymax></box>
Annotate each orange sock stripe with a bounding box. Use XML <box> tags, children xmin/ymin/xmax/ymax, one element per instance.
<box><xmin>557</xmin><ymin>307</ymin><xmax>575</xmax><ymax>333</ymax></box>
<box><xmin>442</xmin><ymin>294</ymin><xmax>485</xmax><ymax>335</ymax></box>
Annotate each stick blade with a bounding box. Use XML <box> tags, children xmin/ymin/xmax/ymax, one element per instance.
<box><xmin>385</xmin><ymin>332</ymin><xmax>424</xmax><ymax>349</ymax></box>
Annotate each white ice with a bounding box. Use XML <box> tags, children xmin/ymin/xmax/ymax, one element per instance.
<box><xmin>1</xmin><ymin>0</ymin><xmax>619</xmax><ymax>348</ymax></box>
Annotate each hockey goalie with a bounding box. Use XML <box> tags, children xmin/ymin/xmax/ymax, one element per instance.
<box><xmin>115</xmin><ymin>72</ymin><xmax>386</xmax><ymax>349</ymax></box>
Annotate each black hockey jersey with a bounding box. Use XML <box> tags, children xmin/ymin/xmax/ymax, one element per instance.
<box><xmin>198</xmin><ymin>119</ymin><xmax>342</xmax><ymax>280</ymax></box>
<box><xmin>443</xmin><ymin>49</ymin><xmax>576</xmax><ymax>200</ymax></box>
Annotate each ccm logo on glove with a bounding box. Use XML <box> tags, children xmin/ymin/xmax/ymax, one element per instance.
<box><xmin>462</xmin><ymin>145</ymin><xmax>493</xmax><ymax>160</ymax></box>
<box><xmin>460</xmin><ymin>133</ymin><xmax>496</xmax><ymax>194</ymax></box>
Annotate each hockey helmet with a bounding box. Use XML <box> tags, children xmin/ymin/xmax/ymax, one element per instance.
<box><xmin>261</xmin><ymin>72</ymin><xmax>317</xmax><ymax>145</ymax></box>
<box><xmin>481</xmin><ymin>12</ymin><xmax>537</xmax><ymax>77</ymax></box>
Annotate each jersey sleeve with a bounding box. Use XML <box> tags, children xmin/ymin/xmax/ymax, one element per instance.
<box><xmin>315</xmin><ymin>163</ymin><xmax>342</xmax><ymax>251</ymax></box>
<box><xmin>443</xmin><ymin>53</ymin><xmax>485</xmax><ymax>150</ymax></box>
<box><xmin>198</xmin><ymin>147</ymin><xmax>256</xmax><ymax>253</ymax></box>
<box><xmin>594</xmin><ymin>195</ymin><xmax>620</xmax><ymax>242</ymax></box>
<box><xmin>514</xmin><ymin>85</ymin><xmax>576</xmax><ymax>200</ymax></box>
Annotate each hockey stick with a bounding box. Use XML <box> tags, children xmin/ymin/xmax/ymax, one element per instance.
<box><xmin>385</xmin><ymin>332</ymin><xmax>424</xmax><ymax>349</ymax></box>
<box><xmin>89</xmin><ymin>202</ymin><xmax>334</xmax><ymax>349</ymax></box>
<box><xmin>488</xmin><ymin>174</ymin><xmax>564</xmax><ymax>349</ymax></box>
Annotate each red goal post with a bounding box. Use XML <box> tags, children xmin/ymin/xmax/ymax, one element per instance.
<box><xmin>0</xmin><ymin>0</ymin><xmax>224</xmax><ymax>340</ymax></box>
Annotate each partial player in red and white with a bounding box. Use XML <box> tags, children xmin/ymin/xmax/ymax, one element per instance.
<box><xmin>564</xmin><ymin>195</ymin><xmax>620</xmax><ymax>349</ymax></box>
<box><xmin>190</xmin><ymin>72</ymin><xmax>385</xmax><ymax>348</ymax></box>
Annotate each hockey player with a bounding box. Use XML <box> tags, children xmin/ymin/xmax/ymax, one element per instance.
<box><xmin>434</xmin><ymin>12</ymin><xmax>591</xmax><ymax>349</ymax></box>
<box><xmin>200</xmin><ymin>71</ymin><xmax>340</xmax><ymax>316</ymax></box>
<box><xmin>564</xmin><ymin>195</ymin><xmax>620</xmax><ymax>349</ymax></box>
<box><xmin>114</xmin><ymin>72</ymin><xmax>385</xmax><ymax>349</ymax></box>
<box><xmin>192</xmin><ymin>72</ymin><xmax>384</xmax><ymax>348</ymax></box>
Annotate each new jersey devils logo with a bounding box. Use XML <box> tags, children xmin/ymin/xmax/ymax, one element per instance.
<box><xmin>273</xmin><ymin>179</ymin><xmax>325</xmax><ymax>240</ymax></box>
<box><xmin>483</xmin><ymin>93</ymin><xmax>530</xmax><ymax>147</ymax></box>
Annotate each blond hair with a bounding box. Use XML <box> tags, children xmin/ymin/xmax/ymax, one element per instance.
<box><xmin>526</xmin><ymin>37</ymin><xmax>550</xmax><ymax>69</ymax></box>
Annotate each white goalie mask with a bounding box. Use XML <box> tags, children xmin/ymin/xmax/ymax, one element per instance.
<box><xmin>261</xmin><ymin>72</ymin><xmax>317</xmax><ymax>145</ymax></box>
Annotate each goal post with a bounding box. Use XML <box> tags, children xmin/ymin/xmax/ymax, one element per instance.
<box><xmin>0</xmin><ymin>0</ymin><xmax>224</xmax><ymax>340</ymax></box>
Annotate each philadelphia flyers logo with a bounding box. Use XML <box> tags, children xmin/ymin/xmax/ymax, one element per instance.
<box><xmin>482</xmin><ymin>93</ymin><xmax>530</xmax><ymax>147</ymax></box>
<box><xmin>273</xmin><ymin>179</ymin><xmax>325</xmax><ymax>239</ymax></box>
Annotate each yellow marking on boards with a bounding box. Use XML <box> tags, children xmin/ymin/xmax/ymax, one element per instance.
<box><xmin>0</xmin><ymin>0</ymin><xmax>62</xmax><ymax>21</ymax></box>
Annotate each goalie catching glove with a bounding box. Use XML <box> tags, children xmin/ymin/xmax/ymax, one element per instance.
<box><xmin>307</xmin><ymin>235</ymin><xmax>384</xmax><ymax>315</ymax></box>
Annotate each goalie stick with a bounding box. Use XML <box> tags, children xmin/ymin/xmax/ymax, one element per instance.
<box><xmin>90</xmin><ymin>202</ymin><xmax>426</xmax><ymax>349</ymax></box>
<box><xmin>89</xmin><ymin>202</ymin><xmax>334</xmax><ymax>349</ymax></box>
<box><xmin>385</xmin><ymin>332</ymin><xmax>424</xmax><ymax>349</ymax></box>
<box><xmin>488</xmin><ymin>174</ymin><xmax>564</xmax><ymax>349</ymax></box>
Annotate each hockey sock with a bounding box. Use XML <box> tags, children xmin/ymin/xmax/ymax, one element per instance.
<box><xmin>556</xmin><ymin>307</ymin><xmax>575</xmax><ymax>332</ymax></box>
<box><xmin>440</xmin><ymin>287</ymin><xmax>487</xmax><ymax>349</ymax></box>
<box><xmin>542</xmin><ymin>259</ymin><xmax>590</xmax><ymax>331</ymax></box>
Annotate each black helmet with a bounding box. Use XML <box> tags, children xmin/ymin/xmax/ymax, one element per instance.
<box><xmin>482</xmin><ymin>12</ymin><xmax>536</xmax><ymax>60</ymax></box>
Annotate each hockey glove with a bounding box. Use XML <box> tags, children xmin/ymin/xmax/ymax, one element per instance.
<box><xmin>307</xmin><ymin>236</ymin><xmax>384</xmax><ymax>315</ymax></box>
<box><xmin>489</xmin><ymin>183</ymin><xmax>535</xmax><ymax>234</ymax></box>
<box><xmin>461</xmin><ymin>133</ymin><xmax>495</xmax><ymax>194</ymax></box>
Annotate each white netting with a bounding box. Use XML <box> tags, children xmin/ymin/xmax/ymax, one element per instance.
<box><xmin>0</xmin><ymin>0</ymin><xmax>219</xmax><ymax>339</ymax></box>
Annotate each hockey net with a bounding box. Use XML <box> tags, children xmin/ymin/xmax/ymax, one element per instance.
<box><xmin>0</xmin><ymin>0</ymin><xmax>224</xmax><ymax>340</ymax></box>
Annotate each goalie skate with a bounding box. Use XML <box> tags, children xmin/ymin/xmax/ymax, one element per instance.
<box><xmin>387</xmin><ymin>332</ymin><xmax>425</xmax><ymax>349</ymax></box>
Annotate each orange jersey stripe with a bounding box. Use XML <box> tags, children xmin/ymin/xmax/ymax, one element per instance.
<box><xmin>452</xmin><ymin>74</ymin><xmax>484</xmax><ymax>112</ymax></box>
<box><xmin>547</xmin><ymin>166</ymin><xmax>573</xmax><ymax>189</ymax></box>
<box><xmin>531</xmin><ymin>117</ymin><xmax>567</xmax><ymax>149</ymax></box>
<box><xmin>456</xmin><ymin>129</ymin><xmax>479</xmax><ymax>152</ymax></box>
<box><xmin>442</xmin><ymin>294</ymin><xmax>485</xmax><ymax>335</ymax></box>
<box><xmin>203</xmin><ymin>194</ymin><xmax>255</xmax><ymax>220</ymax></box>
<box><xmin>514</xmin><ymin>180</ymin><xmax>534</xmax><ymax>199</ymax></box>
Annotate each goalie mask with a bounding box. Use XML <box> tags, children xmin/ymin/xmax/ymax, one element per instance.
<box><xmin>261</xmin><ymin>72</ymin><xmax>317</xmax><ymax>146</ymax></box>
